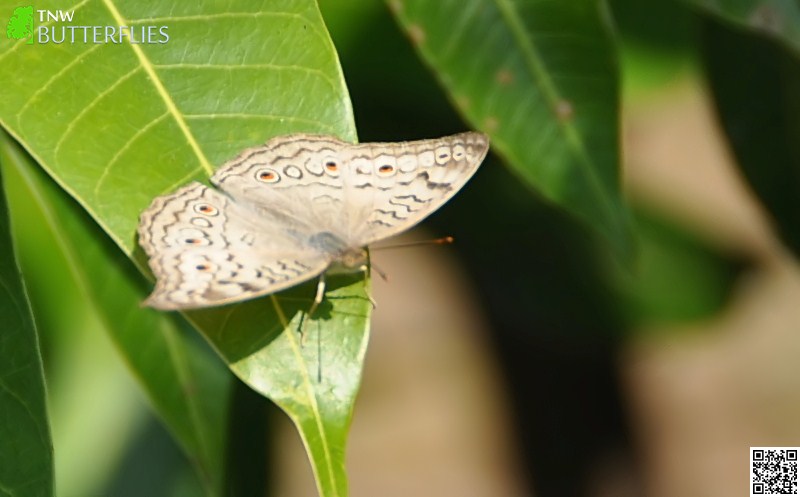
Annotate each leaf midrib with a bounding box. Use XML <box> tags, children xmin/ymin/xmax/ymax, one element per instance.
<box><xmin>269</xmin><ymin>294</ymin><xmax>340</xmax><ymax>496</ymax></box>
<box><xmin>491</xmin><ymin>0</ymin><xmax>620</xmax><ymax>221</ymax></box>
<box><xmin>101</xmin><ymin>0</ymin><xmax>214</xmax><ymax>176</ymax></box>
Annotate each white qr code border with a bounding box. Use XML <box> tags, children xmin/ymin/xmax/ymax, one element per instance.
<box><xmin>751</xmin><ymin>447</ymin><xmax>799</xmax><ymax>496</ymax></box>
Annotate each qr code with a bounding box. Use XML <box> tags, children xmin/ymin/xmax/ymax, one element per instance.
<box><xmin>752</xmin><ymin>447</ymin><xmax>799</xmax><ymax>496</ymax></box>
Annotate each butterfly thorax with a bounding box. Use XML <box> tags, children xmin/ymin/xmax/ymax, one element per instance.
<box><xmin>308</xmin><ymin>231</ymin><xmax>368</xmax><ymax>274</ymax></box>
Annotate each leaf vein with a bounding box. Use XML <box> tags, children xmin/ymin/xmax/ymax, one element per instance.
<box><xmin>15</xmin><ymin>44</ymin><xmax>104</xmax><ymax>123</ymax></box>
<box><xmin>184</xmin><ymin>113</ymin><xmax>334</xmax><ymax>131</ymax></box>
<box><xmin>93</xmin><ymin>111</ymin><xmax>171</xmax><ymax>200</ymax></box>
<box><xmin>158</xmin><ymin>167</ymin><xmax>206</xmax><ymax>195</ymax></box>
<box><xmin>153</xmin><ymin>63</ymin><xmax>338</xmax><ymax>90</ymax></box>
<box><xmin>53</xmin><ymin>66</ymin><xmax>143</xmax><ymax>161</ymax></box>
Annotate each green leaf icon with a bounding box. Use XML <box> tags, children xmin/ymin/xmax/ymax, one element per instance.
<box><xmin>6</xmin><ymin>5</ymin><xmax>33</xmax><ymax>44</ymax></box>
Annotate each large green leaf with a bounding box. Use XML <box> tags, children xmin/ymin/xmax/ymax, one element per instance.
<box><xmin>0</xmin><ymin>138</ymin><xmax>53</xmax><ymax>497</ymax></box>
<box><xmin>700</xmin><ymin>17</ymin><xmax>800</xmax><ymax>258</ymax></box>
<box><xmin>682</xmin><ymin>0</ymin><xmax>800</xmax><ymax>55</ymax></box>
<box><xmin>0</xmin><ymin>130</ymin><xmax>229</xmax><ymax>494</ymax></box>
<box><xmin>0</xmin><ymin>1</ymin><xmax>369</xmax><ymax>495</ymax></box>
<box><xmin>388</xmin><ymin>0</ymin><xmax>631</xmax><ymax>257</ymax></box>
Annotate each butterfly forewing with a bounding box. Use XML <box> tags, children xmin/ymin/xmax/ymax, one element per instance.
<box><xmin>341</xmin><ymin>132</ymin><xmax>489</xmax><ymax>246</ymax></box>
<box><xmin>211</xmin><ymin>134</ymin><xmax>349</xmax><ymax>238</ymax></box>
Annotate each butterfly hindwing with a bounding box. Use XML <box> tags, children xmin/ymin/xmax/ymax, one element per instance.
<box><xmin>138</xmin><ymin>182</ymin><xmax>328</xmax><ymax>309</ymax></box>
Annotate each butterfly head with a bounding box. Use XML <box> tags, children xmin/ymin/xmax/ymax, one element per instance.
<box><xmin>340</xmin><ymin>247</ymin><xmax>369</xmax><ymax>270</ymax></box>
<box><xmin>327</xmin><ymin>247</ymin><xmax>369</xmax><ymax>275</ymax></box>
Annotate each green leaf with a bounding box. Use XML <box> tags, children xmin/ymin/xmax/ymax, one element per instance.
<box><xmin>388</xmin><ymin>0</ymin><xmax>632</xmax><ymax>258</ymax></box>
<box><xmin>681</xmin><ymin>0</ymin><xmax>800</xmax><ymax>56</ymax></box>
<box><xmin>0</xmin><ymin>130</ymin><xmax>229</xmax><ymax>495</ymax></box>
<box><xmin>0</xmin><ymin>1</ymin><xmax>368</xmax><ymax>495</ymax></box>
<box><xmin>193</xmin><ymin>276</ymin><xmax>370</xmax><ymax>496</ymax></box>
<box><xmin>0</xmin><ymin>137</ymin><xmax>53</xmax><ymax>497</ymax></box>
<box><xmin>700</xmin><ymin>17</ymin><xmax>800</xmax><ymax>257</ymax></box>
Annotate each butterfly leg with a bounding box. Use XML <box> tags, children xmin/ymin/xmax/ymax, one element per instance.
<box><xmin>362</xmin><ymin>264</ymin><xmax>378</xmax><ymax>309</ymax></box>
<box><xmin>309</xmin><ymin>273</ymin><xmax>327</xmax><ymax>319</ymax></box>
<box><xmin>299</xmin><ymin>274</ymin><xmax>327</xmax><ymax>344</ymax></box>
<box><xmin>309</xmin><ymin>276</ymin><xmax>326</xmax><ymax>382</ymax></box>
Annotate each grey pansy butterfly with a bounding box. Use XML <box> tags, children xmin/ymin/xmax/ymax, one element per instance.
<box><xmin>138</xmin><ymin>132</ymin><xmax>489</xmax><ymax>310</ymax></box>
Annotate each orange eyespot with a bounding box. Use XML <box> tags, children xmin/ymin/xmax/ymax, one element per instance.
<box><xmin>378</xmin><ymin>165</ymin><xmax>394</xmax><ymax>173</ymax></box>
<box><xmin>255</xmin><ymin>168</ymin><xmax>280</xmax><ymax>183</ymax></box>
<box><xmin>195</xmin><ymin>264</ymin><xmax>210</xmax><ymax>271</ymax></box>
<box><xmin>325</xmin><ymin>161</ymin><xmax>338</xmax><ymax>171</ymax></box>
<box><xmin>194</xmin><ymin>203</ymin><xmax>218</xmax><ymax>216</ymax></box>
<box><xmin>185</xmin><ymin>238</ymin><xmax>200</xmax><ymax>245</ymax></box>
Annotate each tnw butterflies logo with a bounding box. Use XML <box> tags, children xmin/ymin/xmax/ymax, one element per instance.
<box><xmin>6</xmin><ymin>5</ymin><xmax>34</xmax><ymax>44</ymax></box>
<box><xmin>4</xmin><ymin>5</ymin><xmax>169</xmax><ymax>45</ymax></box>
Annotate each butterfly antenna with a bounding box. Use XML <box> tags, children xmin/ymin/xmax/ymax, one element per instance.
<box><xmin>371</xmin><ymin>236</ymin><xmax>454</xmax><ymax>251</ymax></box>
<box><xmin>299</xmin><ymin>274</ymin><xmax>327</xmax><ymax>345</ymax></box>
<box><xmin>370</xmin><ymin>262</ymin><xmax>389</xmax><ymax>282</ymax></box>
<box><xmin>368</xmin><ymin>237</ymin><xmax>453</xmax><ymax>290</ymax></box>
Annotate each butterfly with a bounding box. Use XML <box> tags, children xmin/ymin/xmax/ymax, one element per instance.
<box><xmin>138</xmin><ymin>132</ymin><xmax>489</xmax><ymax>310</ymax></box>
